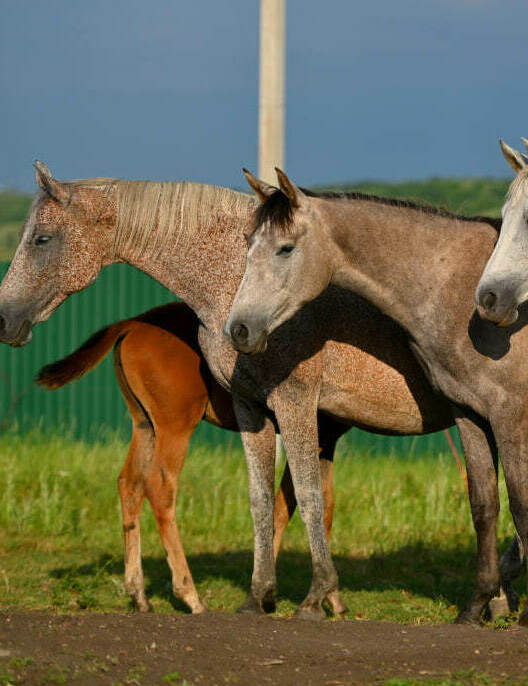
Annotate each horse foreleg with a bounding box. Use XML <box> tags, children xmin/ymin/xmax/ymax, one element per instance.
<box><xmin>145</xmin><ymin>427</ymin><xmax>206</xmax><ymax>614</ymax></box>
<box><xmin>275</xmin><ymin>398</ymin><xmax>345</xmax><ymax>621</ymax></box>
<box><xmin>117</xmin><ymin>425</ymin><xmax>152</xmax><ymax>612</ymax></box>
<box><xmin>273</xmin><ymin>426</ymin><xmax>340</xmax><ymax>559</ymax></box>
<box><xmin>234</xmin><ymin>395</ymin><xmax>277</xmax><ymax>615</ymax></box>
<box><xmin>454</xmin><ymin>413</ymin><xmax>500</xmax><ymax>625</ymax></box>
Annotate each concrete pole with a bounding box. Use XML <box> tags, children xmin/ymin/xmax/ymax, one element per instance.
<box><xmin>258</xmin><ymin>0</ymin><xmax>285</xmax><ymax>185</ymax></box>
<box><xmin>259</xmin><ymin>0</ymin><xmax>286</xmax><ymax>460</ymax></box>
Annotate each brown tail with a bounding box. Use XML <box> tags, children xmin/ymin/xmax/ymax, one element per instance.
<box><xmin>36</xmin><ymin>320</ymin><xmax>133</xmax><ymax>389</ymax></box>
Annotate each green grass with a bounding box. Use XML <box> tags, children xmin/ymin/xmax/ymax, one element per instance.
<box><xmin>0</xmin><ymin>429</ymin><xmax>522</xmax><ymax>622</ymax></box>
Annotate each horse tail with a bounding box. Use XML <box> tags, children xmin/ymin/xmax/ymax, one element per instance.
<box><xmin>36</xmin><ymin>320</ymin><xmax>133</xmax><ymax>389</ymax></box>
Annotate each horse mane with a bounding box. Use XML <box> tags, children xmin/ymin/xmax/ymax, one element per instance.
<box><xmin>505</xmin><ymin>169</ymin><xmax>528</xmax><ymax>205</ymax></box>
<box><xmin>114</xmin><ymin>181</ymin><xmax>251</xmax><ymax>259</ymax></box>
<box><xmin>253</xmin><ymin>188</ymin><xmax>502</xmax><ymax>237</ymax></box>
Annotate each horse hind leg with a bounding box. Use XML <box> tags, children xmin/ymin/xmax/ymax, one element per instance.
<box><xmin>145</xmin><ymin>424</ymin><xmax>207</xmax><ymax>614</ymax></box>
<box><xmin>117</xmin><ymin>422</ymin><xmax>153</xmax><ymax>612</ymax></box>
<box><xmin>488</xmin><ymin>534</ymin><xmax>524</xmax><ymax>619</ymax></box>
<box><xmin>454</xmin><ymin>414</ymin><xmax>500</xmax><ymax>625</ymax></box>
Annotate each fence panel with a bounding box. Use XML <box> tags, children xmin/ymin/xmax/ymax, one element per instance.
<box><xmin>0</xmin><ymin>262</ymin><xmax>459</xmax><ymax>457</ymax></box>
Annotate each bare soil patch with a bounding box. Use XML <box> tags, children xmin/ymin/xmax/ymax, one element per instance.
<box><xmin>1</xmin><ymin>611</ymin><xmax>527</xmax><ymax>685</ymax></box>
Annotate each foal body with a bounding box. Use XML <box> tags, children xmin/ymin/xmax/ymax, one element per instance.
<box><xmin>37</xmin><ymin>300</ymin><xmax>341</xmax><ymax>612</ymax></box>
<box><xmin>227</xmin><ymin>170</ymin><xmax>528</xmax><ymax>624</ymax></box>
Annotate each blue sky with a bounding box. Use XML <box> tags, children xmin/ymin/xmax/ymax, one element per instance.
<box><xmin>1</xmin><ymin>0</ymin><xmax>527</xmax><ymax>190</ymax></box>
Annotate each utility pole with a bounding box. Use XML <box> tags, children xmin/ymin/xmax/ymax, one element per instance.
<box><xmin>259</xmin><ymin>0</ymin><xmax>286</xmax><ymax>460</ymax></box>
<box><xmin>258</xmin><ymin>0</ymin><xmax>285</xmax><ymax>185</ymax></box>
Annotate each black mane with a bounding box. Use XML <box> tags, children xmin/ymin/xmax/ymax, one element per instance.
<box><xmin>253</xmin><ymin>187</ymin><xmax>502</xmax><ymax>235</ymax></box>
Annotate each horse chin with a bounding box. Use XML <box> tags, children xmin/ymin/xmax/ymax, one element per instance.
<box><xmin>4</xmin><ymin>320</ymin><xmax>33</xmax><ymax>347</ymax></box>
<box><xmin>250</xmin><ymin>332</ymin><xmax>268</xmax><ymax>355</ymax></box>
<box><xmin>497</xmin><ymin>307</ymin><xmax>519</xmax><ymax>328</ymax></box>
<box><xmin>233</xmin><ymin>331</ymin><xmax>269</xmax><ymax>356</ymax></box>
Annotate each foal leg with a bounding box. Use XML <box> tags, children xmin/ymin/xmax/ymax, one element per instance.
<box><xmin>145</xmin><ymin>423</ymin><xmax>207</xmax><ymax>614</ymax></box>
<box><xmin>117</xmin><ymin>423</ymin><xmax>153</xmax><ymax>612</ymax></box>
<box><xmin>233</xmin><ymin>396</ymin><xmax>278</xmax><ymax>614</ymax></box>
<box><xmin>454</xmin><ymin>414</ymin><xmax>500</xmax><ymax>624</ymax></box>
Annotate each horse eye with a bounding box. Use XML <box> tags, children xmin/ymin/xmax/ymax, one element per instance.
<box><xmin>277</xmin><ymin>244</ymin><xmax>294</xmax><ymax>256</ymax></box>
<box><xmin>34</xmin><ymin>235</ymin><xmax>52</xmax><ymax>246</ymax></box>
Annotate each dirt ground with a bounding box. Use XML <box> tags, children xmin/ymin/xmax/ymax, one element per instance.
<box><xmin>0</xmin><ymin>611</ymin><xmax>527</xmax><ymax>686</ymax></box>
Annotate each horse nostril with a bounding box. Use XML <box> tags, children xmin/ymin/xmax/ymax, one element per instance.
<box><xmin>482</xmin><ymin>291</ymin><xmax>497</xmax><ymax>311</ymax></box>
<box><xmin>231</xmin><ymin>322</ymin><xmax>249</xmax><ymax>344</ymax></box>
<box><xmin>0</xmin><ymin>315</ymin><xmax>6</xmax><ymax>334</ymax></box>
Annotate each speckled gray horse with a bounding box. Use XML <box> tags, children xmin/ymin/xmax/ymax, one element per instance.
<box><xmin>0</xmin><ymin>163</ymin><xmax>518</xmax><ymax>620</ymax></box>
<box><xmin>226</xmin><ymin>169</ymin><xmax>526</xmax><ymax>625</ymax></box>
<box><xmin>476</xmin><ymin>138</ymin><xmax>528</xmax><ymax>326</ymax></box>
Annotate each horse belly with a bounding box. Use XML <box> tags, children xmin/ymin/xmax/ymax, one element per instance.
<box><xmin>320</xmin><ymin>341</ymin><xmax>452</xmax><ymax>435</ymax></box>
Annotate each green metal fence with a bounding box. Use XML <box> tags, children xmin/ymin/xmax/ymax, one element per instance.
<box><xmin>0</xmin><ymin>262</ymin><xmax>460</xmax><ymax>457</ymax></box>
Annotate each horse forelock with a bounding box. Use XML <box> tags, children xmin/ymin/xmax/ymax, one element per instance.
<box><xmin>114</xmin><ymin>181</ymin><xmax>250</xmax><ymax>259</ymax></box>
<box><xmin>252</xmin><ymin>190</ymin><xmax>295</xmax><ymax>238</ymax></box>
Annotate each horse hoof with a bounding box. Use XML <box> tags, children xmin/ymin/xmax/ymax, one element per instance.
<box><xmin>190</xmin><ymin>602</ymin><xmax>209</xmax><ymax>615</ymax></box>
<box><xmin>518</xmin><ymin>609</ymin><xmax>528</xmax><ymax>628</ymax></box>
<box><xmin>488</xmin><ymin>596</ymin><xmax>511</xmax><ymax>621</ymax></box>
<box><xmin>294</xmin><ymin>604</ymin><xmax>326</xmax><ymax>621</ymax></box>
<box><xmin>135</xmin><ymin>600</ymin><xmax>153</xmax><ymax>613</ymax></box>
<box><xmin>324</xmin><ymin>590</ymin><xmax>348</xmax><ymax>618</ymax></box>
<box><xmin>236</xmin><ymin>595</ymin><xmax>266</xmax><ymax>615</ymax></box>
<box><xmin>454</xmin><ymin>610</ymin><xmax>482</xmax><ymax>626</ymax></box>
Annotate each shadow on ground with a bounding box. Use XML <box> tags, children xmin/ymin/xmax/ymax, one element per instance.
<box><xmin>50</xmin><ymin>539</ymin><xmax>526</xmax><ymax>614</ymax></box>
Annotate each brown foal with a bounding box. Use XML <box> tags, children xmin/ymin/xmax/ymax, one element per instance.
<box><xmin>37</xmin><ymin>300</ymin><xmax>336</xmax><ymax>613</ymax></box>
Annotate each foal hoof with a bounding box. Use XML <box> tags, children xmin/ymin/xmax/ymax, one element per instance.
<box><xmin>134</xmin><ymin>599</ymin><xmax>153</xmax><ymax>613</ymax></box>
<box><xmin>294</xmin><ymin>603</ymin><xmax>326</xmax><ymax>621</ymax></box>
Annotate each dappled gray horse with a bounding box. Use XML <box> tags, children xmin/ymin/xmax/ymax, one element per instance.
<box><xmin>476</xmin><ymin>138</ymin><xmax>528</xmax><ymax>326</ymax></box>
<box><xmin>0</xmin><ymin>163</ymin><xmax>519</xmax><ymax>619</ymax></box>
<box><xmin>226</xmin><ymin>168</ymin><xmax>527</xmax><ymax>625</ymax></box>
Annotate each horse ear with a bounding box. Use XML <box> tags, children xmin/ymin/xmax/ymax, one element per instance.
<box><xmin>500</xmin><ymin>140</ymin><xmax>527</xmax><ymax>173</ymax></box>
<box><xmin>34</xmin><ymin>161</ymin><xmax>70</xmax><ymax>206</ymax></box>
<box><xmin>275</xmin><ymin>168</ymin><xmax>301</xmax><ymax>208</ymax></box>
<box><xmin>242</xmin><ymin>169</ymin><xmax>277</xmax><ymax>202</ymax></box>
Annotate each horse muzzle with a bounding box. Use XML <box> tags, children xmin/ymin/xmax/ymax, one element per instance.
<box><xmin>225</xmin><ymin>320</ymin><xmax>268</xmax><ymax>355</ymax></box>
<box><xmin>0</xmin><ymin>315</ymin><xmax>33</xmax><ymax>347</ymax></box>
<box><xmin>475</xmin><ymin>285</ymin><xmax>520</xmax><ymax>327</ymax></box>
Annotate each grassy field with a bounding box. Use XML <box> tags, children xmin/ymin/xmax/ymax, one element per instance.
<box><xmin>0</xmin><ymin>429</ymin><xmax>521</xmax><ymax>624</ymax></box>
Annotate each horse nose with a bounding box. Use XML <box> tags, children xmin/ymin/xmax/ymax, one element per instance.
<box><xmin>481</xmin><ymin>291</ymin><xmax>497</xmax><ymax>311</ymax></box>
<box><xmin>230</xmin><ymin>321</ymin><xmax>249</xmax><ymax>346</ymax></box>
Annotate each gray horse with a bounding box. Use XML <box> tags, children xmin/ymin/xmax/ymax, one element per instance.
<box><xmin>476</xmin><ymin>138</ymin><xmax>528</xmax><ymax>326</ymax></box>
<box><xmin>226</xmin><ymin>168</ymin><xmax>527</xmax><ymax>626</ymax></box>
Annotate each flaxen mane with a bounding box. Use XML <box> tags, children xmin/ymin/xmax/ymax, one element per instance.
<box><xmin>253</xmin><ymin>188</ymin><xmax>502</xmax><ymax>237</ymax></box>
<box><xmin>114</xmin><ymin>181</ymin><xmax>250</xmax><ymax>259</ymax></box>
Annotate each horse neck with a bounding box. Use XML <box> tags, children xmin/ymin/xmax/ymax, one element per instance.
<box><xmin>113</xmin><ymin>183</ymin><xmax>254</xmax><ymax>328</ymax></box>
<box><xmin>325</xmin><ymin>198</ymin><xmax>497</xmax><ymax>336</ymax></box>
